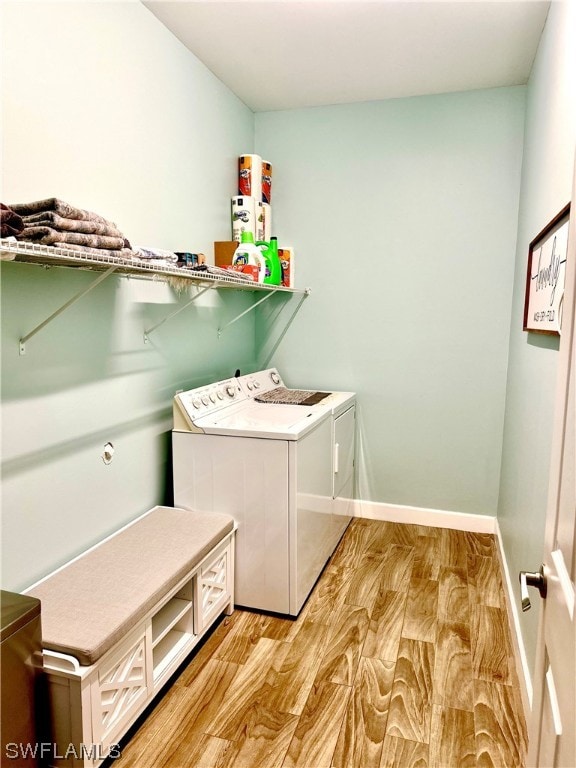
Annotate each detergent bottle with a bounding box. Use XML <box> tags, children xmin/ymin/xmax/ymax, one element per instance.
<box><xmin>232</xmin><ymin>231</ymin><xmax>265</xmax><ymax>282</ymax></box>
<box><xmin>256</xmin><ymin>236</ymin><xmax>282</xmax><ymax>285</ymax></box>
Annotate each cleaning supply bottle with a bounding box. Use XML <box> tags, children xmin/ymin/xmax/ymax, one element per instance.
<box><xmin>256</xmin><ymin>236</ymin><xmax>282</xmax><ymax>285</ymax></box>
<box><xmin>232</xmin><ymin>231</ymin><xmax>265</xmax><ymax>282</ymax></box>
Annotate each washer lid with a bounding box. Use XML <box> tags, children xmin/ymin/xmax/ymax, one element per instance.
<box><xmin>194</xmin><ymin>401</ymin><xmax>324</xmax><ymax>439</ymax></box>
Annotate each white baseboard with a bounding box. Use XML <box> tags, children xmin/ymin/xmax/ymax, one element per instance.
<box><xmin>352</xmin><ymin>499</ymin><xmax>496</xmax><ymax>533</ymax></box>
<box><xmin>493</xmin><ymin>519</ymin><xmax>533</xmax><ymax>717</ymax></box>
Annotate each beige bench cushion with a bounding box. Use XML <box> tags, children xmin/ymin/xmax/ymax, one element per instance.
<box><xmin>27</xmin><ymin>506</ymin><xmax>234</xmax><ymax>666</ymax></box>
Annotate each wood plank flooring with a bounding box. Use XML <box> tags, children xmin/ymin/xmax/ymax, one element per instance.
<box><xmin>116</xmin><ymin>519</ymin><xmax>527</xmax><ymax>768</ymax></box>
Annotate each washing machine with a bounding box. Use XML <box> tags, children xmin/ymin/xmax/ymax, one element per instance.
<box><xmin>172</xmin><ymin>368</ymin><xmax>355</xmax><ymax>616</ymax></box>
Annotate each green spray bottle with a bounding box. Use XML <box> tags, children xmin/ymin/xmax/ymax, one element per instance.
<box><xmin>256</xmin><ymin>236</ymin><xmax>282</xmax><ymax>285</ymax></box>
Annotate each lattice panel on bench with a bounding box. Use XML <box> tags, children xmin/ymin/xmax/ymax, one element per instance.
<box><xmin>200</xmin><ymin>553</ymin><xmax>228</xmax><ymax>615</ymax></box>
<box><xmin>98</xmin><ymin>638</ymin><xmax>147</xmax><ymax>737</ymax></box>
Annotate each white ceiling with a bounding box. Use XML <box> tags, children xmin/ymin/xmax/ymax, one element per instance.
<box><xmin>144</xmin><ymin>0</ymin><xmax>550</xmax><ymax>112</ymax></box>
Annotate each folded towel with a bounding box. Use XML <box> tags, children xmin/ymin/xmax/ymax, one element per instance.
<box><xmin>41</xmin><ymin>242</ymin><xmax>135</xmax><ymax>260</ymax></box>
<box><xmin>18</xmin><ymin>226</ymin><xmax>125</xmax><ymax>251</ymax></box>
<box><xmin>8</xmin><ymin>197</ymin><xmax>112</xmax><ymax>225</ymax></box>
<box><xmin>130</xmin><ymin>257</ymin><xmax>177</xmax><ymax>269</ymax></box>
<box><xmin>133</xmin><ymin>246</ymin><xmax>179</xmax><ymax>263</ymax></box>
<box><xmin>20</xmin><ymin>211</ymin><xmax>123</xmax><ymax>238</ymax></box>
<box><xmin>1</xmin><ymin>204</ymin><xmax>24</xmax><ymax>237</ymax></box>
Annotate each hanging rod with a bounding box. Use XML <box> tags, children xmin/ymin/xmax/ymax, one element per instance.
<box><xmin>19</xmin><ymin>265</ymin><xmax>118</xmax><ymax>356</ymax></box>
<box><xmin>217</xmin><ymin>289</ymin><xmax>278</xmax><ymax>338</ymax></box>
<box><xmin>143</xmin><ymin>282</ymin><xmax>222</xmax><ymax>343</ymax></box>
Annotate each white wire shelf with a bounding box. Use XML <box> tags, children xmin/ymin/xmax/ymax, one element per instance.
<box><xmin>1</xmin><ymin>238</ymin><xmax>310</xmax><ymax>353</ymax></box>
<box><xmin>0</xmin><ymin>238</ymin><xmax>302</xmax><ymax>294</ymax></box>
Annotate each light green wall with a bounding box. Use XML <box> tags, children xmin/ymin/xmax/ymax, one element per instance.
<box><xmin>2</xmin><ymin>6</ymin><xmax>574</xmax><ymax>694</ymax></box>
<box><xmin>498</xmin><ymin>0</ymin><xmax>576</xmax><ymax>677</ymax></box>
<box><xmin>255</xmin><ymin>87</ymin><xmax>526</xmax><ymax>516</ymax></box>
<box><xmin>0</xmin><ymin>1</ymin><xmax>256</xmax><ymax>591</ymax></box>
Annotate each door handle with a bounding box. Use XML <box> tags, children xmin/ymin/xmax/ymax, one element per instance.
<box><xmin>519</xmin><ymin>565</ymin><xmax>547</xmax><ymax>612</ymax></box>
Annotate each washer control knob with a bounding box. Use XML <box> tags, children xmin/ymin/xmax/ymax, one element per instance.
<box><xmin>201</xmin><ymin>395</ymin><xmax>209</xmax><ymax>406</ymax></box>
<box><xmin>247</xmin><ymin>382</ymin><xmax>254</xmax><ymax>390</ymax></box>
<box><xmin>192</xmin><ymin>399</ymin><xmax>201</xmax><ymax>409</ymax></box>
<box><xmin>271</xmin><ymin>372</ymin><xmax>281</xmax><ymax>384</ymax></box>
<box><xmin>217</xmin><ymin>391</ymin><xmax>224</xmax><ymax>400</ymax></box>
<box><xmin>226</xmin><ymin>385</ymin><xmax>236</xmax><ymax>398</ymax></box>
<box><xmin>254</xmin><ymin>381</ymin><xmax>261</xmax><ymax>389</ymax></box>
<box><xmin>209</xmin><ymin>393</ymin><xmax>216</xmax><ymax>403</ymax></box>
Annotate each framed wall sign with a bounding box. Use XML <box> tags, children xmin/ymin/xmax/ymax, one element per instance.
<box><xmin>523</xmin><ymin>203</ymin><xmax>571</xmax><ymax>335</ymax></box>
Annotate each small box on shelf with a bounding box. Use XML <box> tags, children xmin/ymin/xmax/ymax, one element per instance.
<box><xmin>279</xmin><ymin>247</ymin><xmax>295</xmax><ymax>288</ymax></box>
<box><xmin>214</xmin><ymin>241</ymin><xmax>238</xmax><ymax>268</ymax></box>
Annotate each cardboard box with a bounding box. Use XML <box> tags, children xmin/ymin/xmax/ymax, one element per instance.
<box><xmin>214</xmin><ymin>241</ymin><xmax>238</xmax><ymax>267</ymax></box>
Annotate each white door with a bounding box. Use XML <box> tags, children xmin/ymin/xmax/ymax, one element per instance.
<box><xmin>526</xmin><ymin>160</ymin><xmax>576</xmax><ymax>767</ymax></box>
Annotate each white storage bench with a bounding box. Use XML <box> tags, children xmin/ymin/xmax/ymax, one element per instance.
<box><xmin>25</xmin><ymin>505</ymin><xmax>235</xmax><ymax>768</ymax></box>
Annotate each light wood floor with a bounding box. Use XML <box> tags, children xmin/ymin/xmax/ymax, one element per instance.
<box><xmin>117</xmin><ymin>518</ymin><xmax>528</xmax><ymax>768</ymax></box>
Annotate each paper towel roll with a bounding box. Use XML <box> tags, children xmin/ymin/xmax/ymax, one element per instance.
<box><xmin>262</xmin><ymin>203</ymin><xmax>272</xmax><ymax>241</ymax></box>
<box><xmin>238</xmin><ymin>154</ymin><xmax>262</xmax><ymax>201</ymax></box>
<box><xmin>261</xmin><ymin>161</ymin><xmax>273</xmax><ymax>204</ymax></box>
<box><xmin>231</xmin><ymin>196</ymin><xmax>256</xmax><ymax>242</ymax></box>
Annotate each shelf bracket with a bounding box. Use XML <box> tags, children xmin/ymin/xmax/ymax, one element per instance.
<box><xmin>261</xmin><ymin>288</ymin><xmax>311</xmax><ymax>367</ymax></box>
<box><xmin>144</xmin><ymin>282</ymin><xmax>220</xmax><ymax>343</ymax></box>
<box><xmin>217</xmin><ymin>289</ymin><xmax>279</xmax><ymax>338</ymax></box>
<box><xmin>19</xmin><ymin>265</ymin><xmax>118</xmax><ymax>355</ymax></box>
